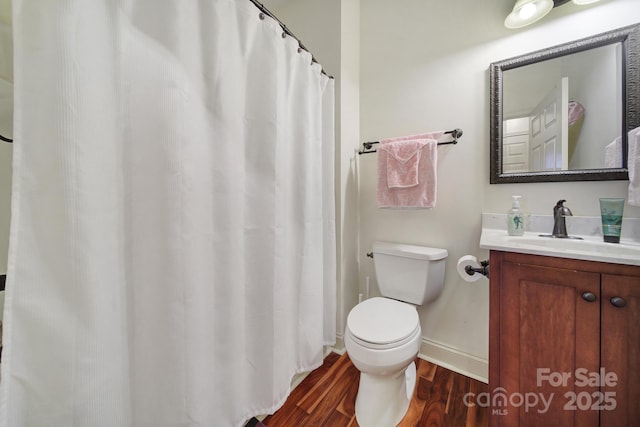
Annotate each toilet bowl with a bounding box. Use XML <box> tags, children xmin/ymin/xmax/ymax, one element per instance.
<box><xmin>344</xmin><ymin>297</ymin><xmax>421</xmax><ymax>427</ymax></box>
<box><xmin>345</xmin><ymin>241</ymin><xmax>447</xmax><ymax>427</ymax></box>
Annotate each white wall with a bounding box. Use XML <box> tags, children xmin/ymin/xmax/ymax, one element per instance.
<box><xmin>337</xmin><ymin>0</ymin><xmax>361</xmax><ymax>348</ymax></box>
<box><xmin>360</xmin><ymin>0</ymin><xmax>640</xmax><ymax>381</ymax></box>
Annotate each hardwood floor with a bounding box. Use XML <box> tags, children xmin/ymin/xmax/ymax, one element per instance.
<box><xmin>263</xmin><ymin>352</ymin><xmax>489</xmax><ymax>427</ymax></box>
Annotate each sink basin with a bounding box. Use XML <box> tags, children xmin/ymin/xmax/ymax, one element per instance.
<box><xmin>480</xmin><ymin>228</ymin><xmax>640</xmax><ymax>266</ymax></box>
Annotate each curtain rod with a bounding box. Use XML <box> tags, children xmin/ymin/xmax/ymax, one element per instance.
<box><xmin>248</xmin><ymin>0</ymin><xmax>333</xmax><ymax>79</ymax></box>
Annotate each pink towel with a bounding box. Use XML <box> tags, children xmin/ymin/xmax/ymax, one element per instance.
<box><xmin>377</xmin><ymin>131</ymin><xmax>444</xmax><ymax>209</ymax></box>
<box><xmin>568</xmin><ymin>101</ymin><xmax>585</xmax><ymax>126</ymax></box>
<box><xmin>378</xmin><ymin>139</ymin><xmax>431</xmax><ymax>188</ymax></box>
<box><xmin>628</xmin><ymin>126</ymin><xmax>640</xmax><ymax>206</ymax></box>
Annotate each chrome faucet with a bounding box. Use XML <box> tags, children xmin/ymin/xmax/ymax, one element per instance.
<box><xmin>552</xmin><ymin>199</ymin><xmax>572</xmax><ymax>238</ymax></box>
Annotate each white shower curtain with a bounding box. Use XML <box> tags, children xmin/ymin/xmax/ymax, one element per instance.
<box><xmin>0</xmin><ymin>1</ymin><xmax>336</xmax><ymax>426</ymax></box>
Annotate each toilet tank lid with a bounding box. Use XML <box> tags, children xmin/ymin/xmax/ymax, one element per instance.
<box><xmin>373</xmin><ymin>241</ymin><xmax>448</xmax><ymax>260</ymax></box>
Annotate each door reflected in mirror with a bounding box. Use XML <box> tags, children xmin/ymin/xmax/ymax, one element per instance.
<box><xmin>503</xmin><ymin>44</ymin><xmax>621</xmax><ymax>173</ymax></box>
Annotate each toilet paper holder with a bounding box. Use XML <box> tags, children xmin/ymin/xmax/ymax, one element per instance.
<box><xmin>465</xmin><ymin>260</ymin><xmax>490</xmax><ymax>278</ymax></box>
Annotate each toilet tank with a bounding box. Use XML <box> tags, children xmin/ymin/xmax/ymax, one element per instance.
<box><xmin>372</xmin><ymin>241</ymin><xmax>448</xmax><ymax>305</ymax></box>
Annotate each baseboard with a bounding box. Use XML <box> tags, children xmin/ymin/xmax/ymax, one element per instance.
<box><xmin>332</xmin><ymin>333</ymin><xmax>346</xmax><ymax>355</ymax></box>
<box><xmin>419</xmin><ymin>338</ymin><xmax>488</xmax><ymax>384</ymax></box>
<box><xmin>335</xmin><ymin>333</ymin><xmax>487</xmax><ymax>383</ymax></box>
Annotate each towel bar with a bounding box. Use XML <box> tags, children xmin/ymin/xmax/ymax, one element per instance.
<box><xmin>358</xmin><ymin>128</ymin><xmax>462</xmax><ymax>155</ymax></box>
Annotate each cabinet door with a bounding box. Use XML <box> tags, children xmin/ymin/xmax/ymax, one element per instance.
<box><xmin>600</xmin><ymin>274</ymin><xmax>640</xmax><ymax>427</ymax></box>
<box><xmin>496</xmin><ymin>260</ymin><xmax>600</xmax><ymax>427</ymax></box>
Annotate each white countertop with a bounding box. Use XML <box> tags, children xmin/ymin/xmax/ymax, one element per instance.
<box><xmin>480</xmin><ymin>213</ymin><xmax>640</xmax><ymax>267</ymax></box>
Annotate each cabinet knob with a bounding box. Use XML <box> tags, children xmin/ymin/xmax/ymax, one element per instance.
<box><xmin>610</xmin><ymin>297</ymin><xmax>626</xmax><ymax>308</ymax></box>
<box><xmin>581</xmin><ymin>292</ymin><xmax>597</xmax><ymax>302</ymax></box>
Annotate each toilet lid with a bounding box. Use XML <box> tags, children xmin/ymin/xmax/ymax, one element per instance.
<box><xmin>347</xmin><ymin>297</ymin><xmax>419</xmax><ymax>345</ymax></box>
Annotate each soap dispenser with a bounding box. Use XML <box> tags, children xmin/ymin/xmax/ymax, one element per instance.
<box><xmin>508</xmin><ymin>195</ymin><xmax>524</xmax><ymax>236</ymax></box>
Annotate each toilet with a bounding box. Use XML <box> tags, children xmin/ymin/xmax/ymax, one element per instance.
<box><xmin>344</xmin><ymin>241</ymin><xmax>447</xmax><ymax>427</ymax></box>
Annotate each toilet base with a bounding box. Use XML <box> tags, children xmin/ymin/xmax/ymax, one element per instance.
<box><xmin>354</xmin><ymin>361</ymin><xmax>417</xmax><ymax>427</ymax></box>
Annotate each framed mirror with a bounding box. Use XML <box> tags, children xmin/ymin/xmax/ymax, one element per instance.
<box><xmin>490</xmin><ymin>24</ymin><xmax>640</xmax><ymax>183</ymax></box>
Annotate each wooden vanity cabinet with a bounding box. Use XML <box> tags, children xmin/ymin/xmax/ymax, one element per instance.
<box><xmin>489</xmin><ymin>251</ymin><xmax>640</xmax><ymax>427</ymax></box>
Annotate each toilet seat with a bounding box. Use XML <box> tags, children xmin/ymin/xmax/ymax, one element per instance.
<box><xmin>347</xmin><ymin>297</ymin><xmax>420</xmax><ymax>350</ymax></box>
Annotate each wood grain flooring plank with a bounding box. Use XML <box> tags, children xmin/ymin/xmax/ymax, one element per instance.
<box><xmin>418</xmin><ymin>366</ymin><xmax>451</xmax><ymax>426</ymax></box>
<box><xmin>304</xmin><ymin>362</ymin><xmax>360</xmax><ymax>426</ymax></box>
<box><xmin>263</xmin><ymin>404</ymin><xmax>308</xmax><ymax>426</ymax></box>
<box><xmin>445</xmin><ymin>369</ymin><xmax>455</xmax><ymax>413</ymax></box>
<box><xmin>422</xmin><ymin>402</ymin><xmax>447</xmax><ymax>427</ymax></box>
<box><xmin>296</xmin><ymin>352</ymin><xmax>353</xmax><ymax>414</ymax></box>
<box><xmin>336</xmin><ymin>370</ymin><xmax>359</xmax><ymax>418</ymax></box>
<box><xmin>417</xmin><ymin>357</ymin><xmax>437</xmax><ymax>382</ymax></box>
<box><xmin>424</xmin><ymin>366</ymin><xmax>451</xmax><ymax>405</ymax></box>
<box><xmin>265</xmin><ymin>352</ymin><xmax>488</xmax><ymax>427</ymax></box>
<box><xmin>445</xmin><ymin>372</ymin><xmax>470</xmax><ymax>427</ymax></box>
<box><xmin>465</xmin><ymin>380</ymin><xmax>489</xmax><ymax>427</ymax></box>
<box><xmin>289</xmin><ymin>352</ymin><xmax>341</xmax><ymax>405</ymax></box>
<box><xmin>263</xmin><ymin>353</ymin><xmax>339</xmax><ymax>425</ymax></box>
<box><xmin>397</xmin><ymin>390</ymin><xmax>427</xmax><ymax>427</ymax></box>
<box><xmin>322</xmin><ymin>410</ymin><xmax>352</xmax><ymax>427</ymax></box>
<box><xmin>416</xmin><ymin>374</ymin><xmax>434</xmax><ymax>401</ymax></box>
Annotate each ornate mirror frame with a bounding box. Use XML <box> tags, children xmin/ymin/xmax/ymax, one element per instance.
<box><xmin>490</xmin><ymin>24</ymin><xmax>640</xmax><ymax>184</ymax></box>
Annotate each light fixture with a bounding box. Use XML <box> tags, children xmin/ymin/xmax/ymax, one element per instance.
<box><xmin>504</xmin><ymin>0</ymin><xmax>554</xmax><ymax>29</ymax></box>
<box><xmin>505</xmin><ymin>0</ymin><xmax>601</xmax><ymax>29</ymax></box>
